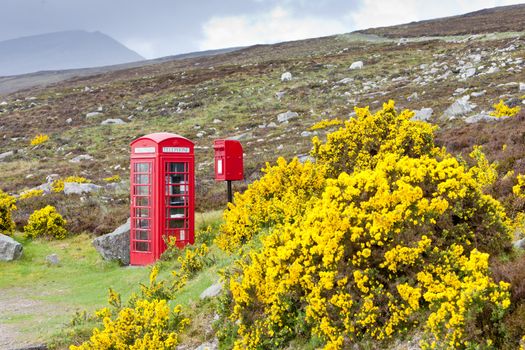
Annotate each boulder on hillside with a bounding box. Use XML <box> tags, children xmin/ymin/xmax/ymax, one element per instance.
<box><xmin>349</xmin><ymin>61</ymin><xmax>364</xmax><ymax>70</ymax></box>
<box><xmin>412</xmin><ymin>108</ymin><xmax>433</xmax><ymax>122</ymax></box>
<box><xmin>0</xmin><ymin>234</ymin><xmax>23</xmax><ymax>261</ymax></box>
<box><xmin>514</xmin><ymin>238</ymin><xmax>525</xmax><ymax>250</ymax></box>
<box><xmin>63</xmin><ymin>182</ymin><xmax>102</xmax><ymax>195</ymax></box>
<box><xmin>280</xmin><ymin>72</ymin><xmax>292</xmax><ymax>82</ymax></box>
<box><xmin>200</xmin><ymin>282</ymin><xmax>223</xmax><ymax>299</ymax></box>
<box><xmin>277</xmin><ymin>111</ymin><xmax>299</xmax><ymax>123</ymax></box>
<box><xmin>442</xmin><ymin>96</ymin><xmax>473</xmax><ymax>119</ymax></box>
<box><xmin>92</xmin><ymin>218</ymin><xmax>130</xmax><ymax>265</ymax></box>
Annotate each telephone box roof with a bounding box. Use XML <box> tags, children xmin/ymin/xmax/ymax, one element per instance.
<box><xmin>131</xmin><ymin>132</ymin><xmax>193</xmax><ymax>145</ymax></box>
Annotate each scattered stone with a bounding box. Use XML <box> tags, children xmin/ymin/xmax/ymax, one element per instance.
<box><xmin>464</xmin><ymin>112</ymin><xmax>506</xmax><ymax>124</ymax></box>
<box><xmin>280</xmin><ymin>72</ymin><xmax>292</xmax><ymax>82</ymax></box>
<box><xmin>66</xmin><ymin>118</ymin><xmax>73</xmax><ymax>124</ymax></box>
<box><xmin>412</xmin><ymin>108</ymin><xmax>433</xmax><ymax>122</ymax></box>
<box><xmin>520</xmin><ymin>82</ymin><xmax>525</xmax><ymax>92</ymax></box>
<box><xmin>0</xmin><ymin>234</ymin><xmax>23</xmax><ymax>261</ymax></box>
<box><xmin>460</xmin><ymin>67</ymin><xmax>476</xmax><ymax>79</ymax></box>
<box><xmin>275</xmin><ymin>91</ymin><xmax>286</xmax><ymax>100</ymax></box>
<box><xmin>298</xmin><ymin>154</ymin><xmax>314</xmax><ymax>163</ymax></box>
<box><xmin>513</xmin><ymin>238</ymin><xmax>525</xmax><ymax>250</ymax></box>
<box><xmin>46</xmin><ymin>253</ymin><xmax>59</xmax><ymax>265</ymax></box>
<box><xmin>443</xmin><ymin>96</ymin><xmax>473</xmax><ymax>119</ymax></box>
<box><xmin>471</xmin><ymin>90</ymin><xmax>486</xmax><ymax>97</ymax></box>
<box><xmin>200</xmin><ymin>282</ymin><xmax>223</xmax><ymax>299</ymax></box>
<box><xmin>349</xmin><ymin>61</ymin><xmax>364</xmax><ymax>70</ymax></box>
<box><xmin>69</xmin><ymin>154</ymin><xmax>94</xmax><ymax>163</ymax></box>
<box><xmin>0</xmin><ymin>101</ymin><xmax>7</xmax><ymax>106</ymax></box>
<box><xmin>92</xmin><ymin>218</ymin><xmax>130</xmax><ymax>265</ymax></box>
<box><xmin>301</xmin><ymin>131</ymin><xmax>313</xmax><ymax>137</ymax></box>
<box><xmin>267</xmin><ymin>122</ymin><xmax>277</xmax><ymax>128</ymax></box>
<box><xmin>407</xmin><ymin>92</ymin><xmax>418</xmax><ymax>101</ymax></box>
<box><xmin>277</xmin><ymin>111</ymin><xmax>299</xmax><ymax>123</ymax></box>
<box><xmin>212</xmin><ymin>118</ymin><xmax>223</xmax><ymax>124</ymax></box>
<box><xmin>196</xmin><ymin>132</ymin><xmax>205</xmax><ymax>138</ymax></box>
<box><xmin>101</xmin><ymin>118</ymin><xmax>125</xmax><ymax>125</ymax></box>
<box><xmin>63</xmin><ymin>182</ymin><xmax>102</xmax><ymax>195</ymax></box>
<box><xmin>337</xmin><ymin>77</ymin><xmax>353</xmax><ymax>84</ymax></box>
<box><xmin>85</xmin><ymin>111</ymin><xmax>102</xmax><ymax>118</ymax></box>
<box><xmin>486</xmin><ymin>66</ymin><xmax>500</xmax><ymax>74</ymax></box>
<box><xmin>0</xmin><ymin>150</ymin><xmax>14</xmax><ymax>161</ymax></box>
<box><xmin>193</xmin><ymin>338</ymin><xmax>219</xmax><ymax>350</ymax></box>
<box><xmin>229</xmin><ymin>132</ymin><xmax>252</xmax><ymax>141</ymax></box>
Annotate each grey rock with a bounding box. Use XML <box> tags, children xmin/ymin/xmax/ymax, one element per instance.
<box><xmin>46</xmin><ymin>253</ymin><xmax>59</xmax><ymax>265</ymax></box>
<box><xmin>63</xmin><ymin>182</ymin><xmax>102</xmax><ymax>195</ymax></box>
<box><xmin>66</xmin><ymin>118</ymin><xmax>73</xmax><ymax>124</ymax></box>
<box><xmin>193</xmin><ymin>339</ymin><xmax>219</xmax><ymax>350</ymax></box>
<box><xmin>101</xmin><ymin>118</ymin><xmax>125</xmax><ymax>125</ymax></box>
<box><xmin>464</xmin><ymin>113</ymin><xmax>507</xmax><ymax>124</ymax></box>
<box><xmin>280</xmin><ymin>72</ymin><xmax>292</xmax><ymax>82</ymax></box>
<box><xmin>513</xmin><ymin>238</ymin><xmax>525</xmax><ymax>250</ymax></box>
<box><xmin>200</xmin><ymin>282</ymin><xmax>223</xmax><ymax>299</ymax></box>
<box><xmin>520</xmin><ymin>82</ymin><xmax>525</xmax><ymax>92</ymax></box>
<box><xmin>267</xmin><ymin>122</ymin><xmax>277</xmax><ymax>128</ymax></box>
<box><xmin>301</xmin><ymin>131</ymin><xmax>313</xmax><ymax>137</ymax></box>
<box><xmin>337</xmin><ymin>77</ymin><xmax>353</xmax><ymax>84</ymax></box>
<box><xmin>92</xmin><ymin>218</ymin><xmax>130</xmax><ymax>265</ymax></box>
<box><xmin>275</xmin><ymin>91</ymin><xmax>286</xmax><ymax>100</ymax></box>
<box><xmin>349</xmin><ymin>61</ymin><xmax>363</xmax><ymax>70</ymax></box>
<box><xmin>471</xmin><ymin>90</ymin><xmax>486</xmax><ymax>97</ymax></box>
<box><xmin>298</xmin><ymin>154</ymin><xmax>314</xmax><ymax>163</ymax></box>
<box><xmin>0</xmin><ymin>101</ymin><xmax>7</xmax><ymax>106</ymax></box>
<box><xmin>443</xmin><ymin>96</ymin><xmax>473</xmax><ymax>119</ymax></box>
<box><xmin>85</xmin><ymin>111</ymin><xmax>102</xmax><ymax>118</ymax></box>
<box><xmin>460</xmin><ymin>67</ymin><xmax>476</xmax><ymax>79</ymax></box>
<box><xmin>486</xmin><ymin>66</ymin><xmax>500</xmax><ymax>74</ymax></box>
<box><xmin>277</xmin><ymin>111</ymin><xmax>299</xmax><ymax>123</ymax></box>
<box><xmin>412</xmin><ymin>108</ymin><xmax>433</xmax><ymax>122</ymax></box>
<box><xmin>212</xmin><ymin>118</ymin><xmax>223</xmax><ymax>124</ymax></box>
<box><xmin>0</xmin><ymin>234</ymin><xmax>23</xmax><ymax>261</ymax></box>
<box><xmin>0</xmin><ymin>150</ymin><xmax>14</xmax><ymax>161</ymax></box>
<box><xmin>69</xmin><ymin>154</ymin><xmax>93</xmax><ymax>163</ymax></box>
<box><xmin>229</xmin><ymin>133</ymin><xmax>252</xmax><ymax>141</ymax></box>
<box><xmin>407</xmin><ymin>92</ymin><xmax>418</xmax><ymax>101</ymax></box>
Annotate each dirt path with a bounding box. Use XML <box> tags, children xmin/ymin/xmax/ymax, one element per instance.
<box><xmin>0</xmin><ymin>292</ymin><xmax>53</xmax><ymax>349</ymax></box>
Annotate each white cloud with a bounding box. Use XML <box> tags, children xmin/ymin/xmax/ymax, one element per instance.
<box><xmin>348</xmin><ymin>0</ymin><xmax>525</xmax><ymax>31</ymax></box>
<box><xmin>199</xmin><ymin>6</ymin><xmax>349</xmax><ymax>51</ymax></box>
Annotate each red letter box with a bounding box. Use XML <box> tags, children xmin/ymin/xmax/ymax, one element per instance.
<box><xmin>129</xmin><ymin>132</ymin><xmax>195</xmax><ymax>266</ymax></box>
<box><xmin>213</xmin><ymin>139</ymin><xmax>244</xmax><ymax>181</ymax></box>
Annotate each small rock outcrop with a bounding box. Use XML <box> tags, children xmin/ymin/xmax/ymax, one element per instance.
<box><xmin>464</xmin><ymin>113</ymin><xmax>506</xmax><ymax>124</ymax></box>
<box><xmin>63</xmin><ymin>182</ymin><xmax>102</xmax><ymax>195</ymax></box>
<box><xmin>46</xmin><ymin>253</ymin><xmax>60</xmax><ymax>265</ymax></box>
<box><xmin>92</xmin><ymin>218</ymin><xmax>130</xmax><ymax>265</ymax></box>
<box><xmin>514</xmin><ymin>238</ymin><xmax>525</xmax><ymax>250</ymax></box>
<box><xmin>443</xmin><ymin>96</ymin><xmax>473</xmax><ymax>119</ymax></box>
<box><xmin>69</xmin><ymin>154</ymin><xmax>94</xmax><ymax>163</ymax></box>
<box><xmin>280</xmin><ymin>72</ymin><xmax>292</xmax><ymax>82</ymax></box>
<box><xmin>349</xmin><ymin>61</ymin><xmax>364</xmax><ymax>70</ymax></box>
<box><xmin>0</xmin><ymin>234</ymin><xmax>23</xmax><ymax>261</ymax></box>
<box><xmin>200</xmin><ymin>282</ymin><xmax>223</xmax><ymax>299</ymax></box>
<box><xmin>277</xmin><ymin>111</ymin><xmax>299</xmax><ymax>123</ymax></box>
<box><xmin>101</xmin><ymin>118</ymin><xmax>125</xmax><ymax>125</ymax></box>
<box><xmin>412</xmin><ymin>108</ymin><xmax>433</xmax><ymax>122</ymax></box>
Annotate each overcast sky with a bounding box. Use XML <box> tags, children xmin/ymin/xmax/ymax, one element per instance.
<box><xmin>1</xmin><ymin>0</ymin><xmax>524</xmax><ymax>59</ymax></box>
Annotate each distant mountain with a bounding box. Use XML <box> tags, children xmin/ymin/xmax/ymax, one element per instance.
<box><xmin>0</xmin><ymin>30</ymin><xmax>144</xmax><ymax>77</ymax></box>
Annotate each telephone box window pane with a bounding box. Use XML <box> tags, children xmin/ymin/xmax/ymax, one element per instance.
<box><xmin>167</xmin><ymin>207</ymin><xmax>185</xmax><ymax>218</ymax></box>
<box><xmin>135</xmin><ymin>242</ymin><xmax>150</xmax><ymax>252</ymax></box>
<box><xmin>135</xmin><ymin>207</ymin><xmax>149</xmax><ymax>217</ymax></box>
<box><xmin>135</xmin><ymin>230</ymin><xmax>150</xmax><ymax>240</ymax></box>
<box><xmin>167</xmin><ymin>196</ymin><xmax>187</xmax><ymax>206</ymax></box>
<box><xmin>135</xmin><ymin>163</ymin><xmax>150</xmax><ymax>173</ymax></box>
<box><xmin>167</xmin><ymin>162</ymin><xmax>185</xmax><ymax>173</ymax></box>
<box><xmin>167</xmin><ymin>220</ymin><xmax>185</xmax><ymax>229</ymax></box>
<box><xmin>135</xmin><ymin>197</ymin><xmax>150</xmax><ymax>207</ymax></box>
<box><xmin>135</xmin><ymin>186</ymin><xmax>150</xmax><ymax>195</ymax></box>
<box><xmin>136</xmin><ymin>219</ymin><xmax>150</xmax><ymax>229</ymax></box>
<box><xmin>179</xmin><ymin>230</ymin><xmax>186</xmax><ymax>241</ymax></box>
<box><xmin>134</xmin><ymin>174</ymin><xmax>150</xmax><ymax>184</ymax></box>
<box><xmin>166</xmin><ymin>174</ymin><xmax>187</xmax><ymax>184</ymax></box>
<box><xmin>167</xmin><ymin>185</ymin><xmax>188</xmax><ymax>196</ymax></box>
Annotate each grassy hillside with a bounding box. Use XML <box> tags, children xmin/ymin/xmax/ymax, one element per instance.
<box><xmin>1</xmin><ymin>4</ymin><xmax>525</xmax><ymax>349</ymax></box>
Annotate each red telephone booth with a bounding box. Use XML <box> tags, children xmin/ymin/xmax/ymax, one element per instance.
<box><xmin>130</xmin><ymin>132</ymin><xmax>195</xmax><ymax>265</ymax></box>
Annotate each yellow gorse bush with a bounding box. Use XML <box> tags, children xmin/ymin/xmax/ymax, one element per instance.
<box><xmin>19</xmin><ymin>189</ymin><xmax>44</xmax><ymax>200</ymax></box>
<box><xmin>24</xmin><ymin>205</ymin><xmax>67</xmax><ymax>239</ymax></box>
<box><xmin>103</xmin><ymin>175</ymin><xmax>121</xmax><ymax>183</ymax></box>
<box><xmin>490</xmin><ymin>100</ymin><xmax>521</xmax><ymax>118</ymax></box>
<box><xmin>52</xmin><ymin>176</ymin><xmax>91</xmax><ymax>193</ymax></box>
<box><xmin>513</xmin><ymin>174</ymin><xmax>525</xmax><ymax>198</ymax></box>
<box><xmin>0</xmin><ymin>189</ymin><xmax>17</xmax><ymax>236</ymax></box>
<box><xmin>219</xmin><ymin>101</ymin><xmax>513</xmax><ymax>349</ymax></box>
<box><xmin>70</xmin><ymin>298</ymin><xmax>189</xmax><ymax>350</ymax></box>
<box><xmin>30</xmin><ymin>133</ymin><xmax>49</xmax><ymax>146</ymax></box>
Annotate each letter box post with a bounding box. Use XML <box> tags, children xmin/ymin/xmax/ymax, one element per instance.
<box><xmin>213</xmin><ymin>139</ymin><xmax>244</xmax><ymax>203</ymax></box>
<box><xmin>130</xmin><ymin>132</ymin><xmax>195</xmax><ymax>266</ymax></box>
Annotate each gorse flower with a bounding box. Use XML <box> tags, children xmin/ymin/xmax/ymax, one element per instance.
<box><xmin>30</xmin><ymin>133</ymin><xmax>49</xmax><ymax>146</ymax></box>
<box><xmin>218</xmin><ymin>101</ymin><xmax>512</xmax><ymax>350</ymax></box>
<box><xmin>0</xmin><ymin>189</ymin><xmax>17</xmax><ymax>236</ymax></box>
<box><xmin>490</xmin><ymin>99</ymin><xmax>521</xmax><ymax>117</ymax></box>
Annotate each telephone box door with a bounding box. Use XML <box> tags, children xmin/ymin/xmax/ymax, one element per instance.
<box><xmin>162</xmin><ymin>158</ymin><xmax>194</xmax><ymax>250</ymax></box>
<box><xmin>130</xmin><ymin>159</ymin><xmax>156</xmax><ymax>265</ymax></box>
